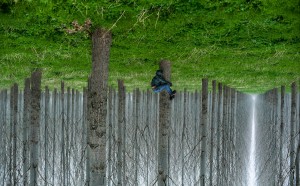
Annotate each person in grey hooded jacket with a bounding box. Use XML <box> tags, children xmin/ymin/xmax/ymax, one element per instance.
<box><xmin>151</xmin><ymin>70</ymin><xmax>176</xmax><ymax>100</ymax></box>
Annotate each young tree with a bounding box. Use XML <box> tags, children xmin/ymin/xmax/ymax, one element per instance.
<box><xmin>289</xmin><ymin>82</ymin><xmax>297</xmax><ymax>185</ymax></box>
<box><xmin>23</xmin><ymin>78</ymin><xmax>30</xmax><ymax>186</ymax></box>
<box><xmin>279</xmin><ymin>86</ymin><xmax>285</xmax><ymax>184</ymax></box>
<box><xmin>117</xmin><ymin>80</ymin><xmax>125</xmax><ymax>185</ymax></box>
<box><xmin>158</xmin><ymin>60</ymin><xmax>171</xmax><ymax>186</ymax></box>
<box><xmin>200</xmin><ymin>79</ymin><xmax>208</xmax><ymax>186</ymax></box>
<box><xmin>209</xmin><ymin>80</ymin><xmax>217</xmax><ymax>186</ymax></box>
<box><xmin>87</xmin><ymin>28</ymin><xmax>112</xmax><ymax>186</ymax></box>
<box><xmin>29</xmin><ymin>71</ymin><xmax>42</xmax><ymax>186</ymax></box>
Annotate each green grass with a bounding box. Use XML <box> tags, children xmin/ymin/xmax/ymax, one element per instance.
<box><xmin>0</xmin><ymin>1</ymin><xmax>299</xmax><ymax>93</ymax></box>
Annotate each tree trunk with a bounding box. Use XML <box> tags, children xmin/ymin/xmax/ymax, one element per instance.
<box><xmin>66</xmin><ymin>87</ymin><xmax>71</xmax><ymax>186</ymax></box>
<box><xmin>44</xmin><ymin>86</ymin><xmax>50</xmax><ymax>186</ymax></box>
<box><xmin>10</xmin><ymin>83</ymin><xmax>18</xmax><ymax>186</ymax></box>
<box><xmin>209</xmin><ymin>80</ymin><xmax>216</xmax><ymax>186</ymax></box>
<box><xmin>216</xmin><ymin>83</ymin><xmax>222</xmax><ymax>186</ymax></box>
<box><xmin>296</xmin><ymin>144</ymin><xmax>300</xmax><ymax>186</ymax></box>
<box><xmin>61</xmin><ymin>81</ymin><xmax>66</xmax><ymax>186</ymax></box>
<box><xmin>83</xmin><ymin>87</ymin><xmax>89</xmax><ymax>185</ymax></box>
<box><xmin>122</xmin><ymin>90</ymin><xmax>127</xmax><ymax>186</ymax></box>
<box><xmin>30</xmin><ymin>71</ymin><xmax>42</xmax><ymax>186</ymax></box>
<box><xmin>87</xmin><ymin>28</ymin><xmax>112</xmax><ymax>186</ymax></box>
<box><xmin>181</xmin><ymin>89</ymin><xmax>187</xmax><ymax>186</ymax></box>
<box><xmin>107</xmin><ymin>87</ymin><xmax>113</xmax><ymax>186</ymax></box>
<box><xmin>23</xmin><ymin>78</ymin><xmax>30</xmax><ymax>186</ymax></box>
<box><xmin>158</xmin><ymin>60</ymin><xmax>171</xmax><ymax>186</ymax></box>
<box><xmin>279</xmin><ymin>86</ymin><xmax>285</xmax><ymax>185</ymax></box>
<box><xmin>200</xmin><ymin>78</ymin><xmax>208</xmax><ymax>186</ymax></box>
<box><xmin>117</xmin><ymin>80</ymin><xmax>125</xmax><ymax>185</ymax></box>
<box><xmin>134</xmin><ymin>89</ymin><xmax>140</xmax><ymax>185</ymax></box>
<box><xmin>289</xmin><ymin>82</ymin><xmax>297</xmax><ymax>185</ymax></box>
<box><xmin>52</xmin><ymin>88</ymin><xmax>57</xmax><ymax>186</ymax></box>
<box><xmin>1</xmin><ymin>90</ymin><xmax>8</xmax><ymax>186</ymax></box>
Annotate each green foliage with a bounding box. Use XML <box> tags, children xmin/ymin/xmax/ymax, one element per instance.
<box><xmin>0</xmin><ymin>0</ymin><xmax>299</xmax><ymax>92</ymax></box>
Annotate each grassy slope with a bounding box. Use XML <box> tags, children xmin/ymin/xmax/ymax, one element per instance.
<box><xmin>0</xmin><ymin>0</ymin><xmax>299</xmax><ymax>93</ymax></box>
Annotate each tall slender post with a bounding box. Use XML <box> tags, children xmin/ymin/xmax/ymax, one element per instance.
<box><xmin>87</xmin><ymin>28</ymin><xmax>112</xmax><ymax>186</ymax></box>
<box><xmin>11</xmin><ymin>83</ymin><xmax>18</xmax><ymax>186</ymax></box>
<box><xmin>181</xmin><ymin>89</ymin><xmax>187</xmax><ymax>186</ymax></box>
<box><xmin>23</xmin><ymin>78</ymin><xmax>30</xmax><ymax>186</ymax></box>
<box><xmin>52</xmin><ymin>88</ymin><xmax>57</xmax><ymax>186</ymax></box>
<box><xmin>216</xmin><ymin>83</ymin><xmax>222</xmax><ymax>185</ymax></box>
<box><xmin>30</xmin><ymin>71</ymin><xmax>42</xmax><ymax>186</ymax></box>
<box><xmin>61</xmin><ymin>81</ymin><xmax>66</xmax><ymax>186</ymax></box>
<box><xmin>279</xmin><ymin>86</ymin><xmax>285</xmax><ymax>185</ymax></box>
<box><xmin>209</xmin><ymin>80</ymin><xmax>216</xmax><ymax>186</ymax></box>
<box><xmin>200</xmin><ymin>78</ymin><xmax>208</xmax><ymax>186</ymax></box>
<box><xmin>158</xmin><ymin>60</ymin><xmax>171</xmax><ymax>186</ymax></box>
<box><xmin>117</xmin><ymin>80</ymin><xmax>125</xmax><ymax>185</ymax></box>
<box><xmin>289</xmin><ymin>82</ymin><xmax>297</xmax><ymax>185</ymax></box>
<box><xmin>44</xmin><ymin>86</ymin><xmax>49</xmax><ymax>186</ymax></box>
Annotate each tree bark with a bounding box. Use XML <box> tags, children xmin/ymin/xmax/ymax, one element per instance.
<box><xmin>216</xmin><ymin>83</ymin><xmax>222</xmax><ymax>186</ymax></box>
<box><xmin>181</xmin><ymin>89</ymin><xmax>187</xmax><ymax>186</ymax></box>
<box><xmin>133</xmin><ymin>88</ymin><xmax>141</xmax><ymax>184</ymax></box>
<box><xmin>117</xmin><ymin>80</ymin><xmax>125</xmax><ymax>185</ymax></box>
<box><xmin>61</xmin><ymin>81</ymin><xmax>66</xmax><ymax>186</ymax></box>
<box><xmin>30</xmin><ymin>71</ymin><xmax>42</xmax><ymax>186</ymax></box>
<box><xmin>10</xmin><ymin>83</ymin><xmax>18</xmax><ymax>186</ymax></box>
<box><xmin>87</xmin><ymin>28</ymin><xmax>112</xmax><ymax>186</ymax></box>
<box><xmin>200</xmin><ymin>78</ymin><xmax>208</xmax><ymax>186</ymax></box>
<box><xmin>52</xmin><ymin>88</ymin><xmax>57</xmax><ymax>186</ymax></box>
<box><xmin>23</xmin><ymin>78</ymin><xmax>30</xmax><ymax>186</ymax></box>
<box><xmin>44</xmin><ymin>86</ymin><xmax>50</xmax><ymax>186</ymax></box>
<box><xmin>279</xmin><ymin>86</ymin><xmax>285</xmax><ymax>185</ymax></box>
<box><xmin>1</xmin><ymin>90</ymin><xmax>8</xmax><ymax>186</ymax></box>
<box><xmin>209</xmin><ymin>80</ymin><xmax>216</xmax><ymax>186</ymax></box>
<box><xmin>289</xmin><ymin>82</ymin><xmax>297</xmax><ymax>185</ymax></box>
<box><xmin>158</xmin><ymin>60</ymin><xmax>171</xmax><ymax>186</ymax></box>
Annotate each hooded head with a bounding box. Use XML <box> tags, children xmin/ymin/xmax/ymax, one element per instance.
<box><xmin>156</xmin><ymin>70</ymin><xmax>163</xmax><ymax>77</ymax></box>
